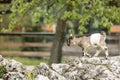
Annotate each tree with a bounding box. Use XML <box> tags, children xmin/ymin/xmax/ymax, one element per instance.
<box><xmin>1</xmin><ymin>0</ymin><xmax>120</xmax><ymax>64</ymax></box>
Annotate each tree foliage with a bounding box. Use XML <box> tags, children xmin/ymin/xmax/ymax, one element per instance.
<box><xmin>1</xmin><ymin>0</ymin><xmax>120</xmax><ymax>34</ymax></box>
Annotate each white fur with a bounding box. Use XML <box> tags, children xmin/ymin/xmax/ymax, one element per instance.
<box><xmin>90</xmin><ymin>33</ymin><xmax>101</xmax><ymax>45</ymax></box>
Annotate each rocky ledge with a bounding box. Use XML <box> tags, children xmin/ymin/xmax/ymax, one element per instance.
<box><xmin>0</xmin><ymin>55</ymin><xmax>120</xmax><ymax>80</ymax></box>
<box><xmin>34</xmin><ymin>57</ymin><xmax>120</xmax><ymax>80</ymax></box>
<box><xmin>0</xmin><ymin>55</ymin><xmax>28</xmax><ymax>80</ymax></box>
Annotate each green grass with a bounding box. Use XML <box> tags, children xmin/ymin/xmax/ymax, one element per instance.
<box><xmin>4</xmin><ymin>56</ymin><xmax>70</xmax><ymax>66</ymax></box>
<box><xmin>4</xmin><ymin>56</ymin><xmax>49</xmax><ymax>66</ymax></box>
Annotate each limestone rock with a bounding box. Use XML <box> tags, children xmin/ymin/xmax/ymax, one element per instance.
<box><xmin>34</xmin><ymin>63</ymin><xmax>66</xmax><ymax>80</ymax></box>
<box><xmin>3</xmin><ymin>72</ymin><xmax>28</xmax><ymax>80</ymax></box>
<box><xmin>0</xmin><ymin>56</ymin><xmax>28</xmax><ymax>80</ymax></box>
<box><xmin>35</xmin><ymin>75</ymin><xmax>49</xmax><ymax>80</ymax></box>
<box><xmin>0</xmin><ymin>59</ymin><xmax>26</xmax><ymax>73</ymax></box>
<box><xmin>0</xmin><ymin>55</ymin><xmax>120</xmax><ymax>80</ymax></box>
<box><xmin>34</xmin><ymin>56</ymin><xmax>120</xmax><ymax>80</ymax></box>
<box><xmin>0</xmin><ymin>55</ymin><xmax>3</xmax><ymax>61</ymax></box>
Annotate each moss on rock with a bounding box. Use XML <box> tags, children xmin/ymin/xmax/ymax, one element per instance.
<box><xmin>0</xmin><ymin>65</ymin><xmax>6</xmax><ymax>78</ymax></box>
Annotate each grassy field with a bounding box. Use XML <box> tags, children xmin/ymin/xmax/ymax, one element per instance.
<box><xmin>4</xmin><ymin>56</ymin><xmax>50</xmax><ymax>66</ymax></box>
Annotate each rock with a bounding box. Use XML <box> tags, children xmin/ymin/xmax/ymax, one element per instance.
<box><xmin>35</xmin><ymin>75</ymin><xmax>49</xmax><ymax>80</ymax></box>
<box><xmin>0</xmin><ymin>57</ymin><xmax>28</xmax><ymax>79</ymax></box>
<box><xmin>0</xmin><ymin>55</ymin><xmax>3</xmax><ymax>61</ymax></box>
<box><xmin>3</xmin><ymin>72</ymin><xmax>28</xmax><ymax>80</ymax></box>
<box><xmin>0</xmin><ymin>55</ymin><xmax>120</xmax><ymax>80</ymax></box>
<box><xmin>34</xmin><ymin>56</ymin><xmax>120</xmax><ymax>80</ymax></box>
<box><xmin>0</xmin><ymin>59</ymin><xmax>26</xmax><ymax>73</ymax></box>
<box><xmin>34</xmin><ymin>63</ymin><xmax>66</xmax><ymax>80</ymax></box>
<box><xmin>51</xmin><ymin>64</ymin><xmax>70</xmax><ymax>75</ymax></box>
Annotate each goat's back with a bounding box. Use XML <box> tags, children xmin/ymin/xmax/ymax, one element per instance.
<box><xmin>90</xmin><ymin>33</ymin><xmax>101</xmax><ymax>45</ymax></box>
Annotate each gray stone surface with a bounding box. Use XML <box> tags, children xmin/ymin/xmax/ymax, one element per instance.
<box><xmin>3</xmin><ymin>72</ymin><xmax>28</xmax><ymax>80</ymax></box>
<box><xmin>0</xmin><ymin>55</ymin><xmax>120</xmax><ymax>80</ymax></box>
<box><xmin>34</xmin><ymin>63</ymin><xmax>66</xmax><ymax>80</ymax></box>
<box><xmin>0</xmin><ymin>55</ymin><xmax>28</xmax><ymax>80</ymax></box>
<box><xmin>0</xmin><ymin>55</ymin><xmax>3</xmax><ymax>61</ymax></box>
<box><xmin>34</xmin><ymin>56</ymin><xmax>120</xmax><ymax>80</ymax></box>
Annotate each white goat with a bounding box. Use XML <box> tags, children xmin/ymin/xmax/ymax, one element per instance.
<box><xmin>67</xmin><ymin>32</ymin><xmax>108</xmax><ymax>58</ymax></box>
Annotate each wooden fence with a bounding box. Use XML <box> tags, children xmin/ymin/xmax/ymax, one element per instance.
<box><xmin>108</xmin><ymin>25</ymin><xmax>120</xmax><ymax>55</ymax></box>
<box><xmin>0</xmin><ymin>32</ymin><xmax>55</xmax><ymax>57</ymax></box>
<box><xmin>109</xmin><ymin>26</ymin><xmax>120</xmax><ymax>45</ymax></box>
<box><xmin>0</xmin><ymin>26</ymin><xmax>120</xmax><ymax>57</ymax></box>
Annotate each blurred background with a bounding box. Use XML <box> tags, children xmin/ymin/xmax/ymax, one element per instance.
<box><xmin>0</xmin><ymin>0</ymin><xmax>120</xmax><ymax>65</ymax></box>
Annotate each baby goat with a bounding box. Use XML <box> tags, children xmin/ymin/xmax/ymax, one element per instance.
<box><xmin>67</xmin><ymin>32</ymin><xmax>108</xmax><ymax>58</ymax></box>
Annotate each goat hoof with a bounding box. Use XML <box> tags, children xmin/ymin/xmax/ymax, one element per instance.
<box><xmin>82</xmin><ymin>56</ymin><xmax>87</xmax><ymax>58</ymax></box>
<box><xmin>87</xmin><ymin>55</ymin><xmax>91</xmax><ymax>58</ymax></box>
<box><xmin>105</xmin><ymin>57</ymin><xmax>108</xmax><ymax>60</ymax></box>
<box><xmin>82</xmin><ymin>54</ymin><xmax>84</xmax><ymax>57</ymax></box>
<box><xmin>89</xmin><ymin>56</ymin><xmax>92</xmax><ymax>58</ymax></box>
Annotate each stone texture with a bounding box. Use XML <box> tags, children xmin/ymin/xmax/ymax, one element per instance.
<box><xmin>0</xmin><ymin>55</ymin><xmax>3</xmax><ymax>61</ymax></box>
<box><xmin>3</xmin><ymin>72</ymin><xmax>28</xmax><ymax>80</ymax></box>
<box><xmin>34</xmin><ymin>63</ymin><xmax>66</xmax><ymax>80</ymax></box>
<box><xmin>34</xmin><ymin>57</ymin><xmax>120</xmax><ymax>80</ymax></box>
<box><xmin>0</xmin><ymin>59</ymin><xmax>26</xmax><ymax>73</ymax></box>
<box><xmin>35</xmin><ymin>75</ymin><xmax>50</xmax><ymax>80</ymax></box>
<box><xmin>0</xmin><ymin>55</ymin><xmax>120</xmax><ymax>80</ymax></box>
<box><xmin>0</xmin><ymin>55</ymin><xmax>28</xmax><ymax>80</ymax></box>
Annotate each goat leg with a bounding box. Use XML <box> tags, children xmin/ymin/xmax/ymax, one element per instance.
<box><xmin>105</xmin><ymin>47</ymin><xmax>108</xmax><ymax>59</ymax></box>
<box><xmin>101</xmin><ymin>46</ymin><xmax>108</xmax><ymax>59</ymax></box>
<box><xmin>83</xmin><ymin>48</ymin><xmax>91</xmax><ymax>57</ymax></box>
<box><xmin>94</xmin><ymin>47</ymin><xmax>101</xmax><ymax>57</ymax></box>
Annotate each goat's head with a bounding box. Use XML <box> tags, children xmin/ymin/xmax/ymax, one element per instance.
<box><xmin>67</xmin><ymin>34</ymin><xmax>79</xmax><ymax>46</ymax></box>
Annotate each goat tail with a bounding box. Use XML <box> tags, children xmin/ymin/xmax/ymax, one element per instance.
<box><xmin>101</xmin><ymin>31</ymin><xmax>106</xmax><ymax>37</ymax></box>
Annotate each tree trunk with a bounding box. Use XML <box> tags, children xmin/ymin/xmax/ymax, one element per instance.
<box><xmin>49</xmin><ymin>18</ymin><xmax>67</xmax><ymax>65</ymax></box>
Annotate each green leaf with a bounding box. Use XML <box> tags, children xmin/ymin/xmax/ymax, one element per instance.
<box><xmin>78</xmin><ymin>25</ymin><xmax>87</xmax><ymax>35</ymax></box>
<box><xmin>4</xmin><ymin>0</ymin><xmax>120</xmax><ymax>33</ymax></box>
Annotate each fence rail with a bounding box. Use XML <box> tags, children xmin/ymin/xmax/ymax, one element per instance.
<box><xmin>0</xmin><ymin>32</ymin><xmax>54</xmax><ymax>57</ymax></box>
<box><xmin>0</xmin><ymin>32</ymin><xmax>55</xmax><ymax>36</ymax></box>
<box><xmin>0</xmin><ymin>42</ymin><xmax>52</xmax><ymax>47</ymax></box>
<box><xmin>0</xmin><ymin>30</ymin><xmax>120</xmax><ymax>57</ymax></box>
